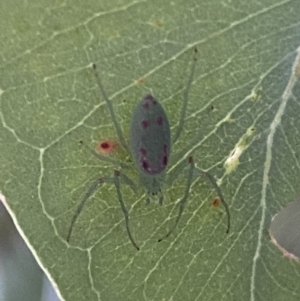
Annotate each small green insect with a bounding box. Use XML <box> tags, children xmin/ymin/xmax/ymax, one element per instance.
<box><xmin>67</xmin><ymin>49</ymin><xmax>230</xmax><ymax>250</ymax></box>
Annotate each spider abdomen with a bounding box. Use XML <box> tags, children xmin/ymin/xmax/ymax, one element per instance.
<box><xmin>130</xmin><ymin>94</ymin><xmax>171</xmax><ymax>175</ymax></box>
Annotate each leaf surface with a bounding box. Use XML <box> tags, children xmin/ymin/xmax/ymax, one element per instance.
<box><xmin>1</xmin><ymin>1</ymin><xmax>300</xmax><ymax>300</ymax></box>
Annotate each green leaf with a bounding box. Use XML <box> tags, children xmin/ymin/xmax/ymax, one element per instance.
<box><xmin>1</xmin><ymin>0</ymin><xmax>300</xmax><ymax>300</ymax></box>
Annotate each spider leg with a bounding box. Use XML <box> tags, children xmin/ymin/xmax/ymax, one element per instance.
<box><xmin>159</xmin><ymin>156</ymin><xmax>230</xmax><ymax>242</ymax></box>
<box><xmin>193</xmin><ymin>166</ymin><xmax>230</xmax><ymax>233</ymax></box>
<box><xmin>67</xmin><ymin>172</ymin><xmax>138</xmax><ymax>249</ymax></box>
<box><xmin>67</xmin><ymin>177</ymin><xmax>107</xmax><ymax>242</ymax></box>
<box><xmin>165</xmin><ymin>156</ymin><xmax>190</xmax><ymax>187</ymax></box>
<box><xmin>158</xmin><ymin>157</ymin><xmax>195</xmax><ymax>242</ymax></box>
<box><xmin>113</xmin><ymin>170</ymin><xmax>140</xmax><ymax>251</ymax></box>
<box><xmin>172</xmin><ymin>47</ymin><xmax>198</xmax><ymax>144</ymax></box>
<box><xmin>118</xmin><ymin>172</ymin><xmax>138</xmax><ymax>193</ymax></box>
<box><xmin>92</xmin><ymin>64</ymin><xmax>129</xmax><ymax>153</ymax></box>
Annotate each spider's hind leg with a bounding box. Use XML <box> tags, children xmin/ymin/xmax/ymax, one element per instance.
<box><xmin>159</xmin><ymin>156</ymin><xmax>230</xmax><ymax>242</ymax></box>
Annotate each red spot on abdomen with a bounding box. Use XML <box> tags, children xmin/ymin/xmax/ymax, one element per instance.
<box><xmin>143</xmin><ymin>102</ymin><xmax>150</xmax><ymax>109</ymax></box>
<box><xmin>142</xmin><ymin>95</ymin><xmax>157</xmax><ymax>110</ymax></box>
<box><xmin>140</xmin><ymin>148</ymin><xmax>147</xmax><ymax>155</ymax></box>
<box><xmin>157</xmin><ymin>116</ymin><xmax>163</xmax><ymax>125</ymax></box>
<box><xmin>142</xmin><ymin>120</ymin><xmax>150</xmax><ymax>129</ymax></box>
<box><xmin>162</xmin><ymin>144</ymin><xmax>169</xmax><ymax>166</ymax></box>
<box><xmin>142</xmin><ymin>160</ymin><xmax>149</xmax><ymax>170</ymax></box>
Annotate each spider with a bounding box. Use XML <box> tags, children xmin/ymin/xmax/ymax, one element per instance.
<box><xmin>66</xmin><ymin>49</ymin><xmax>230</xmax><ymax>250</ymax></box>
